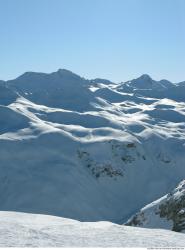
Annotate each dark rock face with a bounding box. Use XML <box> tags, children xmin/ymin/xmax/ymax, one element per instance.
<box><xmin>158</xmin><ymin>181</ymin><xmax>185</xmax><ymax>232</ymax></box>
<box><xmin>126</xmin><ymin>180</ymin><xmax>185</xmax><ymax>233</ymax></box>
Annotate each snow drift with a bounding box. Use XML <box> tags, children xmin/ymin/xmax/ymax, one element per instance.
<box><xmin>0</xmin><ymin>211</ymin><xmax>184</xmax><ymax>247</ymax></box>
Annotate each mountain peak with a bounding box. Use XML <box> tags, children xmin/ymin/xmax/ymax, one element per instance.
<box><xmin>15</xmin><ymin>71</ymin><xmax>47</xmax><ymax>81</ymax></box>
<box><xmin>57</xmin><ymin>68</ymin><xmax>74</xmax><ymax>75</ymax></box>
<box><xmin>55</xmin><ymin>68</ymin><xmax>84</xmax><ymax>81</ymax></box>
<box><xmin>90</xmin><ymin>78</ymin><xmax>114</xmax><ymax>85</ymax></box>
<box><xmin>138</xmin><ymin>74</ymin><xmax>152</xmax><ymax>81</ymax></box>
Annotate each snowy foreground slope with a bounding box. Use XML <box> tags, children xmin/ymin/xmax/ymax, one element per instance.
<box><xmin>0</xmin><ymin>211</ymin><xmax>184</xmax><ymax>247</ymax></box>
<box><xmin>127</xmin><ymin>179</ymin><xmax>185</xmax><ymax>232</ymax></box>
<box><xmin>0</xmin><ymin>69</ymin><xmax>185</xmax><ymax>223</ymax></box>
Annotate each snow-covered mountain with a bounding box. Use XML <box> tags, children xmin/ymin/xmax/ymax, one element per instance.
<box><xmin>117</xmin><ymin>73</ymin><xmax>185</xmax><ymax>101</ymax></box>
<box><xmin>0</xmin><ymin>69</ymin><xmax>185</xmax><ymax>224</ymax></box>
<box><xmin>0</xmin><ymin>211</ymin><xmax>184</xmax><ymax>247</ymax></box>
<box><xmin>126</xmin><ymin>179</ymin><xmax>185</xmax><ymax>233</ymax></box>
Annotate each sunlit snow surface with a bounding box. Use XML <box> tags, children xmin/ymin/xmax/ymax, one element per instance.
<box><xmin>126</xmin><ymin>180</ymin><xmax>185</xmax><ymax>232</ymax></box>
<box><xmin>0</xmin><ymin>70</ymin><xmax>185</xmax><ymax>224</ymax></box>
<box><xmin>0</xmin><ymin>211</ymin><xmax>184</xmax><ymax>247</ymax></box>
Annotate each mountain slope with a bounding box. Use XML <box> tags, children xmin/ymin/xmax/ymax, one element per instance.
<box><xmin>117</xmin><ymin>74</ymin><xmax>185</xmax><ymax>101</ymax></box>
<box><xmin>7</xmin><ymin>69</ymin><xmax>97</xmax><ymax>112</ymax></box>
<box><xmin>0</xmin><ymin>211</ymin><xmax>184</xmax><ymax>247</ymax></box>
<box><xmin>126</xmin><ymin>179</ymin><xmax>185</xmax><ymax>232</ymax></box>
<box><xmin>0</xmin><ymin>69</ymin><xmax>185</xmax><ymax>223</ymax></box>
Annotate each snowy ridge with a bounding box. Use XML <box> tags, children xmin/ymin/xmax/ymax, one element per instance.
<box><xmin>0</xmin><ymin>211</ymin><xmax>184</xmax><ymax>247</ymax></box>
<box><xmin>126</xmin><ymin>180</ymin><xmax>185</xmax><ymax>233</ymax></box>
<box><xmin>0</xmin><ymin>69</ymin><xmax>185</xmax><ymax>223</ymax></box>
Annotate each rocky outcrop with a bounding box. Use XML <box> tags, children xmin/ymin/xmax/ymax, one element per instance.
<box><xmin>126</xmin><ymin>180</ymin><xmax>185</xmax><ymax>233</ymax></box>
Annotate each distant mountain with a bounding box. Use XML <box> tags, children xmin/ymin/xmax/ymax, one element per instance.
<box><xmin>117</xmin><ymin>74</ymin><xmax>185</xmax><ymax>101</ymax></box>
<box><xmin>120</xmin><ymin>74</ymin><xmax>174</xmax><ymax>91</ymax></box>
<box><xmin>6</xmin><ymin>69</ymin><xmax>95</xmax><ymax>111</ymax></box>
<box><xmin>0</xmin><ymin>69</ymin><xmax>185</xmax><ymax>225</ymax></box>
<box><xmin>0</xmin><ymin>82</ymin><xmax>19</xmax><ymax>105</ymax></box>
<box><xmin>90</xmin><ymin>78</ymin><xmax>114</xmax><ymax>85</ymax></box>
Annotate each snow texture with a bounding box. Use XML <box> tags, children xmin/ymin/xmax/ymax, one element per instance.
<box><xmin>0</xmin><ymin>211</ymin><xmax>184</xmax><ymax>247</ymax></box>
<box><xmin>0</xmin><ymin>69</ymin><xmax>185</xmax><ymax>224</ymax></box>
<box><xmin>126</xmin><ymin>180</ymin><xmax>185</xmax><ymax>232</ymax></box>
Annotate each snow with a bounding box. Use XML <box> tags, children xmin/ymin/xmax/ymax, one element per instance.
<box><xmin>0</xmin><ymin>211</ymin><xmax>184</xmax><ymax>247</ymax></box>
<box><xmin>1</xmin><ymin>69</ymin><xmax>185</xmax><ymax>225</ymax></box>
<box><xmin>126</xmin><ymin>180</ymin><xmax>185</xmax><ymax>232</ymax></box>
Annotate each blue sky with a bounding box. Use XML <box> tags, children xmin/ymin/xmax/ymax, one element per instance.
<box><xmin>0</xmin><ymin>0</ymin><xmax>185</xmax><ymax>82</ymax></box>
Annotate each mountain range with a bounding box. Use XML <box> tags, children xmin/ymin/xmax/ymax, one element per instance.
<box><xmin>0</xmin><ymin>69</ymin><xmax>185</xmax><ymax>233</ymax></box>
